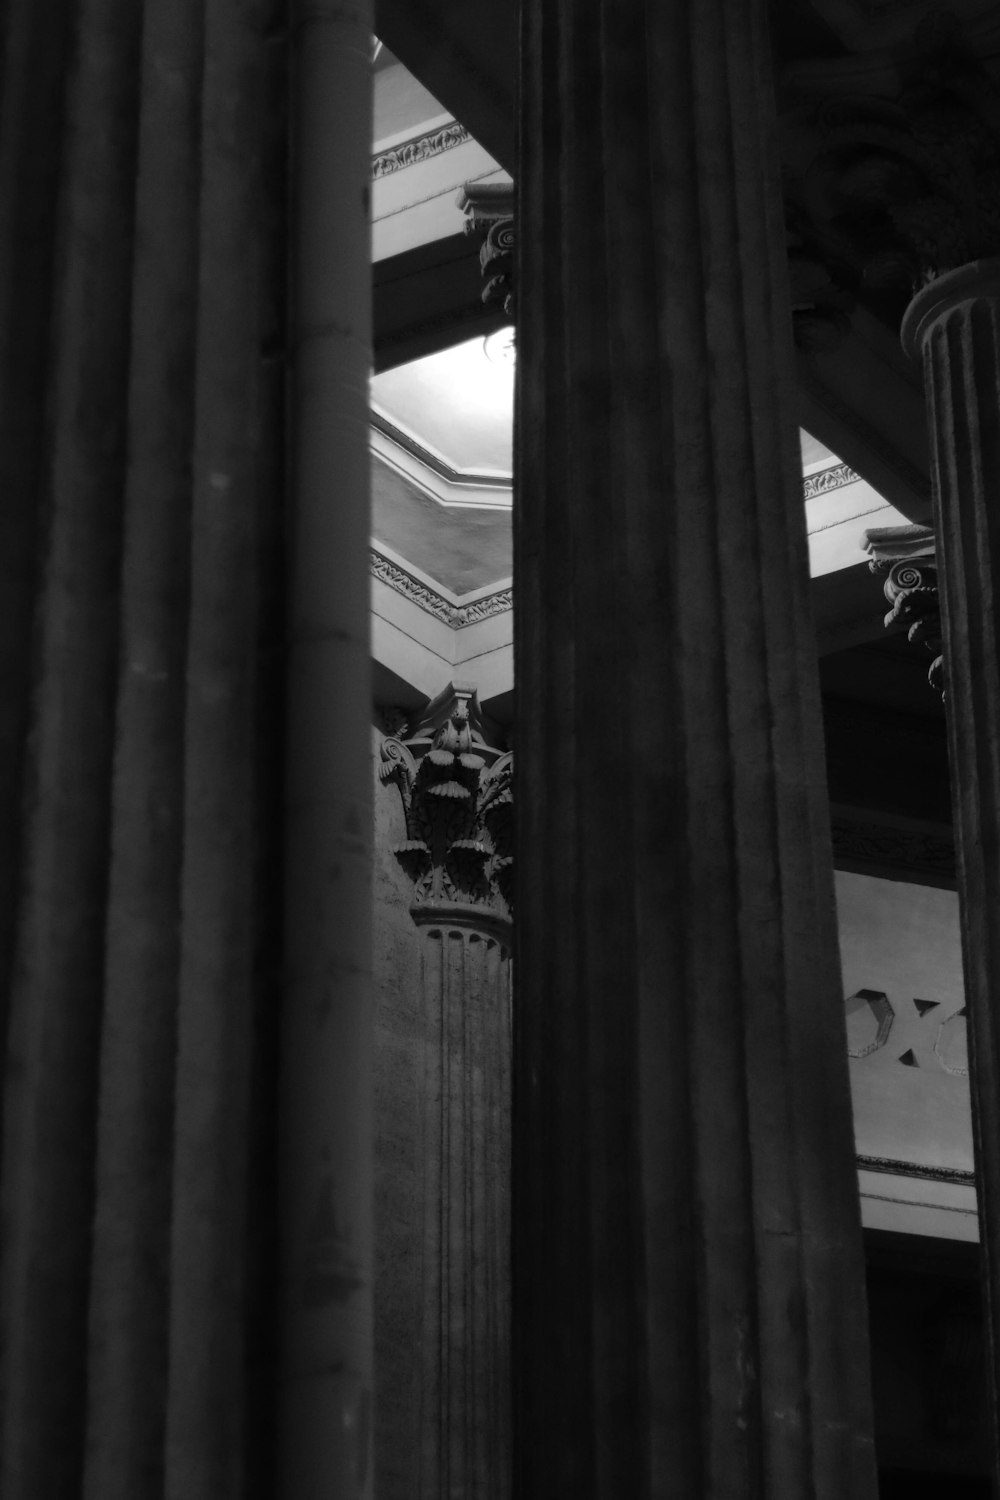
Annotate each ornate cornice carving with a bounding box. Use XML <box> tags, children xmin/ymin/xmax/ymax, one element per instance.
<box><xmin>863</xmin><ymin>522</ymin><xmax>944</xmax><ymax>694</ymax></box>
<box><xmin>856</xmin><ymin>1153</ymin><xmax>973</xmax><ymax>1186</ymax></box>
<box><xmin>371</xmin><ymin>461</ymin><xmax>861</xmax><ymax>630</ymax></box>
<box><xmin>831</xmin><ymin>813</ymin><xmax>955</xmax><ymax>884</ymax></box>
<box><xmin>457</xmin><ymin>182</ymin><xmax>515</xmax><ymax>317</ymax></box>
<box><xmin>802</xmin><ymin>460</ymin><xmax>862</xmax><ymax>497</ymax></box>
<box><xmin>370</xmin><ymin>549</ymin><xmax>512</xmax><ymax>627</ymax></box>
<box><xmin>379</xmin><ymin>684</ymin><xmax>513</xmax><ymax>921</ymax></box>
<box><xmin>372</xmin><ymin>121</ymin><xmax>472</xmax><ymax>179</ymax></box>
<box><xmin>372</xmin><ymin>412</ymin><xmax>511</xmax><ymax>490</ymax></box>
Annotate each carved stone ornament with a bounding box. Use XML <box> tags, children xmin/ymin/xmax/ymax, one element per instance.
<box><xmin>863</xmin><ymin>521</ymin><xmax>944</xmax><ymax>696</ymax></box>
<box><xmin>456</xmin><ymin>182</ymin><xmax>515</xmax><ymax>318</ymax></box>
<box><xmin>781</xmin><ymin>14</ymin><xmax>1000</xmax><ymax>342</ymax></box>
<box><xmin>379</xmin><ymin>683</ymin><xmax>513</xmax><ymax>922</ymax></box>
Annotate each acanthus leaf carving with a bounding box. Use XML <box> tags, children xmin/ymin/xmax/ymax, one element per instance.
<box><xmin>380</xmin><ymin>684</ymin><xmax>513</xmax><ymax>919</ymax></box>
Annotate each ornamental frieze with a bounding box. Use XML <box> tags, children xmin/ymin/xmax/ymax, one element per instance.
<box><xmin>370</xmin><ymin>549</ymin><xmax>513</xmax><ymax>627</ymax></box>
<box><xmin>372</xmin><ymin>121</ymin><xmax>472</xmax><ymax>179</ymax></box>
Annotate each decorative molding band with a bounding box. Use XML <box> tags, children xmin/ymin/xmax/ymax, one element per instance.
<box><xmin>371</xmin><ymin>549</ymin><xmax>513</xmax><ymax>628</ymax></box>
<box><xmin>372</xmin><ymin>411</ymin><xmax>511</xmax><ymax>490</ymax></box>
<box><xmin>831</xmin><ymin>816</ymin><xmax>955</xmax><ymax>886</ymax></box>
<box><xmin>802</xmin><ymin>460</ymin><xmax>861</xmax><ymax>499</ymax></box>
<box><xmin>857</xmin><ymin>1154</ymin><xmax>975</xmax><ymax>1188</ymax></box>
<box><xmin>373</xmin><ymin>122</ymin><xmax>472</xmax><ymax>180</ymax></box>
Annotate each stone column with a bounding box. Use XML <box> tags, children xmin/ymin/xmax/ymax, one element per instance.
<box><xmin>278</xmin><ymin>4</ymin><xmax>374</xmax><ymax>1498</ymax></box>
<box><xmin>0</xmin><ymin>2</ymin><xmax>286</xmax><ymax>1495</ymax></box>
<box><xmin>515</xmin><ymin>2</ymin><xmax>878</xmax><ymax>1494</ymax></box>
<box><xmin>0</xmin><ymin>1</ymin><xmax>370</xmax><ymax>1497</ymax></box>
<box><xmin>378</xmin><ymin>686</ymin><xmax>512</xmax><ymax>1500</ymax></box>
<box><xmin>902</xmin><ymin>260</ymin><xmax>1000</xmax><ymax>1470</ymax></box>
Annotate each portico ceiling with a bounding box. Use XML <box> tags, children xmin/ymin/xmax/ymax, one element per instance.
<box><xmin>369</xmin><ymin>325</ymin><xmax>909</xmax><ymax>621</ymax></box>
<box><xmin>368</xmin><ymin>21</ymin><xmax>930</xmax><ymax>708</ymax></box>
<box><xmin>373</xmin><ymin>0</ymin><xmax>996</xmax><ymax>524</ymax></box>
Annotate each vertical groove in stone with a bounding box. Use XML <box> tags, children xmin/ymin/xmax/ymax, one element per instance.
<box><xmin>82</xmin><ymin>0</ymin><xmax>202</xmax><ymax>1492</ymax></box>
<box><xmin>164</xmin><ymin>3</ymin><xmax>278</xmax><ymax>1496</ymax></box>
<box><xmin>0</xmin><ymin>0</ymin><xmax>76</xmax><ymax>1039</ymax></box>
<box><xmin>278</xmin><ymin>3</ymin><xmax>373</xmax><ymax>1495</ymax></box>
<box><xmin>417</xmin><ymin>919</ymin><xmax>511</xmax><ymax>1500</ymax></box>
<box><xmin>909</xmin><ymin>270</ymin><xmax>1000</xmax><ymax>1481</ymax></box>
<box><xmin>515</xmin><ymin>1</ymin><xmax>878</xmax><ymax>1494</ymax></box>
<box><xmin>0</xmin><ymin>0</ymin><xmax>286</xmax><ymax>1495</ymax></box>
<box><xmin>0</xmin><ymin>0</ymin><xmax>143</xmax><ymax>1491</ymax></box>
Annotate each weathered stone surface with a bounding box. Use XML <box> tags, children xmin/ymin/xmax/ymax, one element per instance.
<box><xmin>375</xmin><ymin>701</ymin><xmax>512</xmax><ymax>1500</ymax></box>
<box><xmin>902</xmin><ymin>257</ymin><xmax>1000</xmax><ymax>1473</ymax></box>
<box><xmin>0</xmin><ymin>1</ymin><xmax>365</xmax><ymax>1496</ymax></box>
<box><xmin>515</xmin><ymin>1</ymin><xmax>878</xmax><ymax>1493</ymax></box>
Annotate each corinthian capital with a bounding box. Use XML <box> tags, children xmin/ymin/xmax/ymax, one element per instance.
<box><xmin>379</xmin><ymin>683</ymin><xmax>513</xmax><ymax>920</ymax></box>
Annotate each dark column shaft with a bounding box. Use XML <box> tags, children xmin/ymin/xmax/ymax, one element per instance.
<box><xmin>278</xmin><ymin>3</ymin><xmax>374</xmax><ymax>1497</ymax></box>
<box><xmin>903</xmin><ymin>261</ymin><xmax>1000</xmax><ymax>1482</ymax></box>
<box><xmin>515</xmin><ymin>2</ymin><xmax>878</xmax><ymax>1494</ymax></box>
<box><xmin>415</xmin><ymin>917</ymin><xmax>511</xmax><ymax>1500</ymax></box>
<box><xmin>0</xmin><ymin>1</ymin><xmax>288</xmax><ymax>1495</ymax></box>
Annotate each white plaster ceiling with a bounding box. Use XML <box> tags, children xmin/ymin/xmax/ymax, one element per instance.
<box><xmin>372</xmin><ymin>47</ymin><xmax>511</xmax><ymax>263</ymax></box>
<box><xmin>371</xmin><ymin>332</ymin><xmax>514</xmax><ymax>486</ymax></box>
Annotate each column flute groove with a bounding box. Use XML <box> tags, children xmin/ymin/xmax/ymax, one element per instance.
<box><xmin>515</xmin><ymin>0</ymin><xmax>878</xmax><ymax>1494</ymax></box>
<box><xmin>904</xmin><ymin>264</ymin><xmax>1000</xmax><ymax>1480</ymax></box>
<box><xmin>379</xmin><ymin>686</ymin><xmax>512</xmax><ymax>1500</ymax></box>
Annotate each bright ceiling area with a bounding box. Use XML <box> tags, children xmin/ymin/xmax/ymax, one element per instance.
<box><xmin>372</xmin><ymin>332</ymin><xmax>515</xmax><ymax>483</ymax></box>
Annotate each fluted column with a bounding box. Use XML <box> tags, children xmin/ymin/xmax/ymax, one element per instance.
<box><xmin>902</xmin><ymin>260</ymin><xmax>1000</xmax><ymax>1474</ymax></box>
<box><xmin>413</xmin><ymin>913</ymin><xmax>511</xmax><ymax>1500</ymax></box>
<box><xmin>379</xmin><ymin>686</ymin><xmax>512</xmax><ymax>1500</ymax></box>
<box><xmin>278</xmin><ymin>3</ymin><xmax>374</xmax><ymax>1498</ymax></box>
<box><xmin>515</xmin><ymin>3</ymin><xmax>877</xmax><ymax>1495</ymax></box>
<box><xmin>0</xmin><ymin>1</ymin><xmax>370</xmax><ymax>1496</ymax></box>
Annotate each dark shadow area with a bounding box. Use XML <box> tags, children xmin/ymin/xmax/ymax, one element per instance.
<box><xmin>867</xmin><ymin>1231</ymin><xmax>993</xmax><ymax>1498</ymax></box>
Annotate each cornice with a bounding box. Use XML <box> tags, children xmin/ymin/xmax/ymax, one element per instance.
<box><xmin>802</xmin><ymin>460</ymin><xmax>861</xmax><ymax>498</ymax></box>
<box><xmin>370</xmin><ymin>548</ymin><xmax>513</xmax><ymax>628</ymax></box>
<box><xmin>831</xmin><ymin>813</ymin><xmax>955</xmax><ymax>886</ymax></box>
<box><xmin>857</xmin><ymin>1153</ymin><xmax>974</xmax><ymax>1187</ymax></box>
<box><xmin>373</xmin><ymin>121</ymin><xmax>472</xmax><ymax>179</ymax></box>
<box><xmin>372</xmin><ymin>410</ymin><xmax>511</xmax><ymax>490</ymax></box>
<box><xmin>370</xmin><ymin>461</ymin><xmax>875</xmax><ymax>628</ymax></box>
